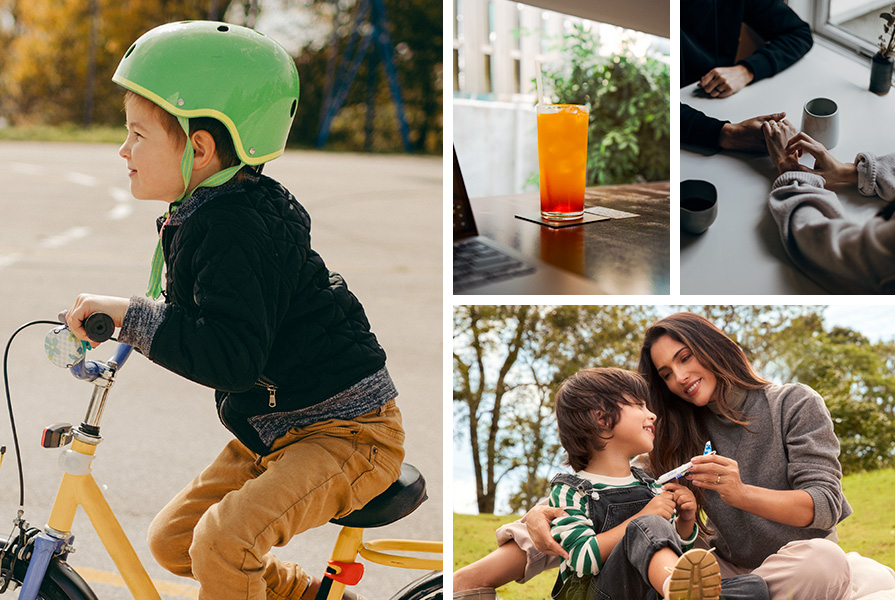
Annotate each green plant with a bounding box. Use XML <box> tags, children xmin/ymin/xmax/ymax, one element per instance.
<box><xmin>880</xmin><ymin>6</ymin><xmax>895</xmax><ymax>57</ymax></box>
<box><xmin>540</xmin><ymin>25</ymin><xmax>670</xmax><ymax>186</ymax></box>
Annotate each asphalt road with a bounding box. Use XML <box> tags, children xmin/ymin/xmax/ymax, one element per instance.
<box><xmin>0</xmin><ymin>141</ymin><xmax>443</xmax><ymax>599</ymax></box>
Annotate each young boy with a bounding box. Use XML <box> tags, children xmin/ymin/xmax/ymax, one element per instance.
<box><xmin>64</xmin><ymin>21</ymin><xmax>404</xmax><ymax>600</ymax></box>
<box><xmin>548</xmin><ymin>368</ymin><xmax>768</xmax><ymax>600</ymax></box>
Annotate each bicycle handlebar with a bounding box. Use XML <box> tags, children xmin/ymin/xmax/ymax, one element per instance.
<box><xmin>63</xmin><ymin>312</ymin><xmax>133</xmax><ymax>382</ymax></box>
<box><xmin>69</xmin><ymin>344</ymin><xmax>133</xmax><ymax>381</ymax></box>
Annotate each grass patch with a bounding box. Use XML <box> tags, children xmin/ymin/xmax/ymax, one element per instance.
<box><xmin>837</xmin><ymin>468</ymin><xmax>895</xmax><ymax>566</ymax></box>
<box><xmin>454</xmin><ymin>468</ymin><xmax>895</xmax><ymax>599</ymax></box>
<box><xmin>0</xmin><ymin>124</ymin><xmax>124</xmax><ymax>144</ymax></box>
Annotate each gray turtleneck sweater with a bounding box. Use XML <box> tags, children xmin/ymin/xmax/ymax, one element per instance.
<box><xmin>768</xmin><ymin>152</ymin><xmax>895</xmax><ymax>294</ymax></box>
<box><xmin>702</xmin><ymin>383</ymin><xmax>851</xmax><ymax>569</ymax></box>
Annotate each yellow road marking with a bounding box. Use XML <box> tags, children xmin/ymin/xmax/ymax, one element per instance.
<box><xmin>76</xmin><ymin>567</ymin><xmax>199</xmax><ymax>598</ymax></box>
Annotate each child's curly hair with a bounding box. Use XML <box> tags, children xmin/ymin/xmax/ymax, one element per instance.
<box><xmin>555</xmin><ymin>367</ymin><xmax>650</xmax><ymax>471</ymax></box>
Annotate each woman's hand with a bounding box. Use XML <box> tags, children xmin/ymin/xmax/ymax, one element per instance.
<box><xmin>65</xmin><ymin>294</ymin><xmax>129</xmax><ymax>345</ymax></box>
<box><xmin>522</xmin><ymin>504</ymin><xmax>570</xmax><ymax>559</ymax></box>
<box><xmin>687</xmin><ymin>454</ymin><xmax>748</xmax><ymax>507</ymax></box>
<box><xmin>762</xmin><ymin>119</ymin><xmax>802</xmax><ymax>175</ymax></box>
<box><xmin>699</xmin><ymin>65</ymin><xmax>755</xmax><ymax>98</ymax></box>
<box><xmin>687</xmin><ymin>453</ymin><xmax>816</xmax><ymax>528</ymax></box>
<box><xmin>785</xmin><ymin>132</ymin><xmax>858</xmax><ymax>186</ymax></box>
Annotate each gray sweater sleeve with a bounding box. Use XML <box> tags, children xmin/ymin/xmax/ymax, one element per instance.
<box><xmin>777</xmin><ymin>384</ymin><xmax>850</xmax><ymax>530</ymax></box>
<box><xmin>118</xmin><ymin>296</ymin><xmax>169</xmax><ymax>355</ymax></box>
<box><xmin>856</xmin><ymin>152</ymin><xmax>895</xmax><ymax>199</ymax></box>
<box><xmin>768</xmin><ymin>171</ymin><xmax>895</xmax><ymax>293</ymax></box>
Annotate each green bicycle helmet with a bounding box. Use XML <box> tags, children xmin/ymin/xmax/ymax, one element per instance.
<box><xmin>113</xmin><ymin>20</ymin><xmax>300</xmax><ymax>165</ymax></box>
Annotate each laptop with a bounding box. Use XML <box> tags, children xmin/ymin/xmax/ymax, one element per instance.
<box><xmin>453</xmin><ymin>147</ymin><xmax>605</xmax><ymax>295</ymax></box>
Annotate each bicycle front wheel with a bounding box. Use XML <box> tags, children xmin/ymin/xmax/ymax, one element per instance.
<box><xmin>0</xmin><ymin>535</ymin><xmax>97</xmax><ymax>600</ymax></box>
<box><xmin>390</xmin><ymin>571</ymin><xmax>442</xmax><ymax>600</ymax></box>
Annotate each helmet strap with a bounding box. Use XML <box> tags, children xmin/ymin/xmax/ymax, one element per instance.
<box><xmin>146</xmin><ymin>116</ymin><xmax>245</xmax><ymax>299</ymax></box>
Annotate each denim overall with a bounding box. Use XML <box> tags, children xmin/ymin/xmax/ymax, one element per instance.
<box><xmin>549</xmin><ymin>468</ymin><xmax>770</xmax><ymax>600</ymax></box>
<box><xmin>550</xmin><ymin>467</ymin><xmax>658</xmax><ymax>600</ymax></box>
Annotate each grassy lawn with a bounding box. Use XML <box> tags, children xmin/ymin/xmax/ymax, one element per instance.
<box><xmin>453</xmin><ymin>468</ymin><xmax>895</xmax><ymax>600</ymax></box>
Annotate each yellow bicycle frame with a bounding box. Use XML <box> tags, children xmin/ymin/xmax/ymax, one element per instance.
<box><xmin>325</xmin><ymin>526</ymin><xmax>442</xmax><ymax>600</ymax></box>
<box><xmin>45</xmin><ymin>437</ymin><xmax>162</xmax><ymax>600</ymax></box>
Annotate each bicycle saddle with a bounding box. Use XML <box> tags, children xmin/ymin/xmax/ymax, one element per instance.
<box><xmin>331</xmin><ymin>463</ymin><xmax>428</xmax><ymax>528</ymax></box>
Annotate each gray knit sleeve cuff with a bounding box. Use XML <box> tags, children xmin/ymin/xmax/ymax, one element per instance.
<box><xmin>804</xmin><ymin>486</ymin><xmax>838</xmax><ymax>531</ymax></box>
<box><xmin>118</xmin><ymin>296</ymin><xmax>169</xmax><ymax>355</ymax></box>
<box><xmin>771</xmin><ymin>171</ymin><xmax>826</xmax><ymax>190</ymax></box>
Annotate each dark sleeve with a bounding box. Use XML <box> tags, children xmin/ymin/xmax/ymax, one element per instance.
<box><xmin>681</xmin><ymin>103</ymin><xmax>728</xmax><ymax>150</ymax></box>
<box><xmin>739</xmin><ymin>0</ymin><xmax>813</xmax><ymax>82</ymax></box>
<box><xmin>145</xmin><ymin>206</ymin><xmax>302</xmax><ymax>392</ymax></box>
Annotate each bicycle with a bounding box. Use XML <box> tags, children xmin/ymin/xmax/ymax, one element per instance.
<box><xmin>0</xmin><ymin>315</ymin><xmax>443</xmax><ymax>600</ymax></box>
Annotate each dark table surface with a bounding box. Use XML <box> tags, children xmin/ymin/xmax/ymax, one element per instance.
<box><xmin>468</xmin><ymin>181</ymin><xmax>670</xmax><ymax>295</ymax></box>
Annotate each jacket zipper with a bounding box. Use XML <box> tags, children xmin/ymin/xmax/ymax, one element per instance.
<box><xmin>255</xmin><ymin>376</ymin><xmax>278</xmax><ymax>408</ymax></box>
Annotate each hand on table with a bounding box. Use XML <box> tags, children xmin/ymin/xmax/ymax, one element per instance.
<box><xmin>720</xmin><ymin>112</ymin><xmax>787</xmax><ymax>152</ymax></box>
<box><xmin>699</xmin><ymin>65</ymin><xmax>755</xmax><ymax>98</ymax></box>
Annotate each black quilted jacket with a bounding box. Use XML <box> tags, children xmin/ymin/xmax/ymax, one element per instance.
<box><xmin>139</xmin><ymin>173</ymin><xmax>388</xmax><ymax>453</ymax></box>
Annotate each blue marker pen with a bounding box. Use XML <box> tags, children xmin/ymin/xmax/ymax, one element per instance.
<box><xmin>654</xmin><ymin>440</ymin><xmax>715</xmax><ymax>486</ymax></box>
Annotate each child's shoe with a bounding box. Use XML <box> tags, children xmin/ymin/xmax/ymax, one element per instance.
<box><xmin>662</xmin><ymin>548</ymin><xmax>722</xmax><ymax>600</ymax></box>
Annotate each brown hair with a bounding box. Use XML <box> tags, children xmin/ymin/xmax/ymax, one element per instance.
<box><xmin>123</xmin><ymin>91</ymin><xmax>243</xmax><ymax>173</ymax></box>
<box><xmin>555</xmin><ymin>367</ymin><xmax>651</xmax><ymax>472</ymax></box>
<box><xmin>638</xmin><ymin>312</ymin><xmax>770</xmax><ymax>532</ymax></box>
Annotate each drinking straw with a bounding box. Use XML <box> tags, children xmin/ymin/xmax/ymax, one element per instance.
<box><xmin>535</xmin><ymin>60</ymin><xmax>544</xmax><ymax>106</ymax></box>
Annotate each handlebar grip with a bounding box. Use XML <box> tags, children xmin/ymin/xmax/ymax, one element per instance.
<box><xmin>84</xmin><ymin>313</ymin><xmax>114</xmax><ymax>343</ymax></box>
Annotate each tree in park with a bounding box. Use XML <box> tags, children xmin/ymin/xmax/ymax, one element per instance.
<box><xmin>453</xmin><ymin>305</ymin><xmax>656</xmax><ymax>514</ymax></box>
<box><xmin>2</xmin><ymin>0</ymin><xmax>216</xmax><ymax>126</ymax></box>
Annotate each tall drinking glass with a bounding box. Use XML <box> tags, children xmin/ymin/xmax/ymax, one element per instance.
<box><xmin>537</xmin><ymin>104</ymin><xmax>589</xmax><ymax>220</ymax></box>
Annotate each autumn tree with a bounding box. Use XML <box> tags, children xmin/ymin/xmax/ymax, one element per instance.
<box><xmin>2</xmin><ymin>0</ymin><xmax>231</xmax><ymax>126</ymax></box>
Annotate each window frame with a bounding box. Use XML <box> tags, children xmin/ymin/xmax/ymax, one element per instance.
<box><xmin>810</xmin><ymin>0</ymin><xmax>885</xmax><ymax>59</ymax></box>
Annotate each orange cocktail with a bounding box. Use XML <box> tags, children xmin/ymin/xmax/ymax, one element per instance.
<box><xmin>537</xmin><ymin>104</ymin><xmax>589</xmax><ymax>220</ymax></box>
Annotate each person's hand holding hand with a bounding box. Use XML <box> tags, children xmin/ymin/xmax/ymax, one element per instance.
<box><xmin>699</xmin><ymin>65</ymin><xmax>755</xmax><ymax>98</ymax></box>
<box><xmin>762</xmin><ymin>119</ymin><xmax>802</xmax><ymax>175</ymax></box>
<box><xmin>785</xmin><ymin>132</ymin><xmax>858</xmax><ymax>186</ymax></box>
<box><xmin>522</xmin><ymin>504</ymin><xmax>570</xmax><ymax>559</ymax></box>
<box><xmin>719</xmin><ymin>112</ymin><xmax>786</xmax><ymax>152</ymax></box>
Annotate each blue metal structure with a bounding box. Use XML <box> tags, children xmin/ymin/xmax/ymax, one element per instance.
<box><xmin>316</xmin><ymin>0</ymin><xmax>412</xmax><ymax>151</ymax></box>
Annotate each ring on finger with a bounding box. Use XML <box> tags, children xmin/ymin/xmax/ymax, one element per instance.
<box><xmin>715</xmin><ymin>474</ymin><xmax>722</xmax><ymax>485</ymax></box>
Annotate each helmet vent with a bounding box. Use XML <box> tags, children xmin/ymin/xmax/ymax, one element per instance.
<box><xmin>124</xmin><ymin>44</ymin><xmax>136</xmax><ymax>59</ymax></box>
<box><xmin>290</xmin><ymin>99</ymin><xmax>297</xmax><ymax>118</ymax></box>
<box><xmin>217</xmin><ymin>25</ymin><xmax>230</xmax><ymax>32</ymax></box>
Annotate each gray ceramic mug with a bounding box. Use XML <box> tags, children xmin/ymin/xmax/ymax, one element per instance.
<box><xmin>801</xmin><ymin>97</ymin><xmax>839</xmax><ymax>149</ymax></box>
<box><xmin>681</xmin><ymin>180</ymin><xmax>718</xmax><ymax>235</ymax></box>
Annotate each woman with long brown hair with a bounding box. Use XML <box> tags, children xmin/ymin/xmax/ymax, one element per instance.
<box><xmin>454</xmin><ymin>312</ymin><xmax>854</xmax><ymax>600</ymax></box>
<box><xmin>637</xmin><ymin>313</ymin><xmax>850</xmax><ymax>597</ymax></box>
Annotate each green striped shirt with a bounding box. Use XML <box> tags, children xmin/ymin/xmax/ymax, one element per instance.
<box><xmin>549</xmin><ymin>470</ymin><xmax>697</xmax><ymax>581</ymax></box>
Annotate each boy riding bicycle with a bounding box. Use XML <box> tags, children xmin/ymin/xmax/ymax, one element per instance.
<box><xmin>64</xmin><ymin>21</ymin><xmax>404</xmax><ymax>600</ymax></box>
